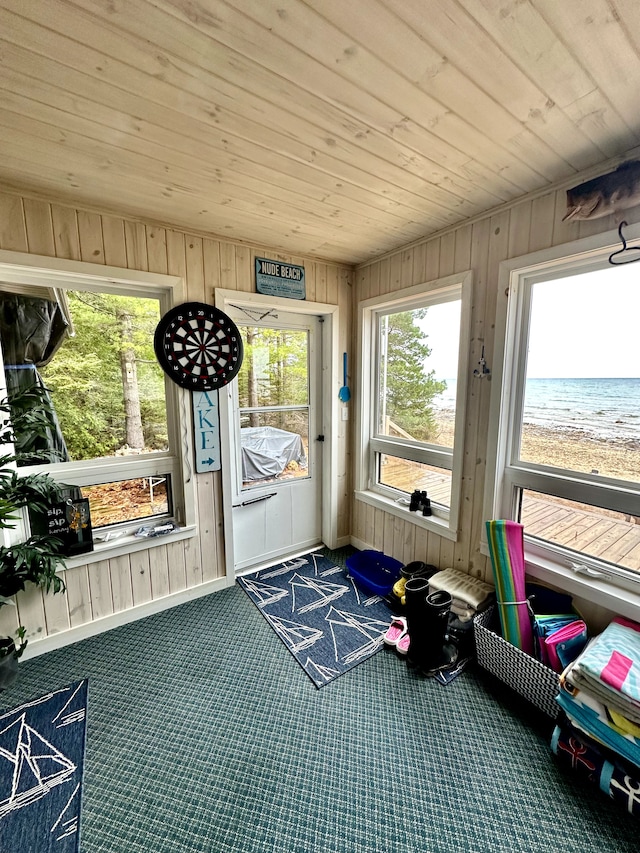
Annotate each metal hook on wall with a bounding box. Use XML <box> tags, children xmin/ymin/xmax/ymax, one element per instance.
<box><xmin>608</xmin><ymin>221</ymin><xmax>640</xmax><ymax>265</ymax></box>
<box><xmin>473</xmin><ymin>345</ymin><xmax>491</xmax><ymax>379</ymax></box>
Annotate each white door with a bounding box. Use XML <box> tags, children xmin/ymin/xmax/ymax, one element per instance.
<box><xmin>224</xmin><ymin>304</ymin><xmax>323</xmax><ymax>572</ymax></box>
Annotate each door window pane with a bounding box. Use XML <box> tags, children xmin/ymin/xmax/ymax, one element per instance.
<box><xmin>237</xmin><ymin>324</ymin><xmax>311</xmax><ymax>489</ymax></box>
<box><xmin>237</xmin><ymin>327</ymin><xmax>308</xmax><ymax>408</ymax></box>
<box><xmin>240</xmin><ymin>416</ymin><xmax>309</xmax><ymax>486</ymax></box>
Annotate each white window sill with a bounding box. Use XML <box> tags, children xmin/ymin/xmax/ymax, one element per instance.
<box><xmin>60</xmin><ymin>523</ymin><xmax>197</xmax><ymax>570</ymax></box>
<box><xmin>480</xmin><ymin>540</ymin><xmax>640</xmax><ymax>624</ymax></box>
<box><xmin>355</xmin><ymin>490</ymin><xmax>457</xmax><ymax>542</ymax></box>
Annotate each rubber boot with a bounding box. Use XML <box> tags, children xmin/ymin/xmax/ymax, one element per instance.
<box><xmin>420</xmin><ymin>590</ymin><xmax>458</xmax><ymax>676</ymax></box>
<box><xmin>401</xmin><ymin>561</ymin><xmax>438</xmax><ymax>581</ymax></box>
<box><xmin>447</xmin><ymin>613</ymin><xmax>475</xmax><ymax>659</ymax></box>
<box><xmin>403</xmin><ymin>576</ymin><xmax>430</xmax><ymax>669</ymax></box>
<box><xmin>392</xmin><ymin>562</ymin><xmax>439</xmax><ymax>607</ymax></box>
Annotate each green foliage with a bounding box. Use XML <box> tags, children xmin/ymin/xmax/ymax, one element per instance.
<box><xmin>0</xmin><ymin>536</ymin><xmax>66</xmax><ymax>598</ymax></box>
<box><xmin>237</xmin><ymin>326</ymin><xmax>309</xmax><ymax>410</ymax></box>
<box><xmin>0</xmin><ymin>387</ymin><xmax>69</xmax><ymax>659</ymax></box>
<box><xmin>0</xmin><ymin>626</ymin><xmax>27</xmax><ymax>661</ymax></box>
<box><xmin>382</xmin><ymin>310</ymin><xmax>446</xmax><ymax>441</ymax></box>
<box><xmin>3</xmin><ymin>385</ymin><xmax>64</xmax><ymax>462</ymax></box>
<box><xmin>0</xmin><ymin>465</ymin><xmax>69</xmax><ymax>511</ymax></box>
<box><xmin>40</xmin><ymin>291</ymin><xmax>167</xmax><ymax>459</ymax></box>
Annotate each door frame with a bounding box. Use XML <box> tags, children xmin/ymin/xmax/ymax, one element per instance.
<box><xmin>215</xmin><ymin>289</ymin><xmax>340</xmax><ymax>580</ymax></box>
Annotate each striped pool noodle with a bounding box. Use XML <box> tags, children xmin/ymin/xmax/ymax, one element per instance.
<box><xmin>485</xmin><ymin>520</ymin><xmax>534</xmax><ymax>655</ymax></box>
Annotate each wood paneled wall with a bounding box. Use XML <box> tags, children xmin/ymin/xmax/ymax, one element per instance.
<box><xmin>0</xmin><ymin>189</ymin><xmax>353</xmax><ymax>649</ymax></box>
<box><xmin>352</xmin><ymin>186</ymin><xmax>640</xmax><ymax>589</ymax></box>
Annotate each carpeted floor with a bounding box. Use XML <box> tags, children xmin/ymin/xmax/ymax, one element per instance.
<box><xmin>0</xmin><ymin>548</ymin><xmax>637</xmax><ymax>853</ymax></box>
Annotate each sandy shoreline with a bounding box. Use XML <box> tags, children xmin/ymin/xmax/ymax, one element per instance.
<box><xmin>433</xmin><ymin>410</ymin><xmax>639</xmax><ymax>482</ymax></box>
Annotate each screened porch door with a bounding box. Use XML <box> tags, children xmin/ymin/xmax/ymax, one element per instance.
<box><xmin>226</xmin><ymin>307</ymin><xmax>323</xmax><ymax>572</ymax></box>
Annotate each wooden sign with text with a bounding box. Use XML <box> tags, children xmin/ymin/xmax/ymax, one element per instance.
<box><xmin>192</xmin><ymin>389</ymin><xmax>221</xmax><ymax>473</ymax></box>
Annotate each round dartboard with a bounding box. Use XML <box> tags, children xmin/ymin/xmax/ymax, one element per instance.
<box><xmin>154</xmin><ymin>302</ymin><xmax>244</xmax><ymax>391</ymax></box>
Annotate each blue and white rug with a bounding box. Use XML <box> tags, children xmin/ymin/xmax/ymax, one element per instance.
<box><xmin>238</xmin><ymin>553</ymin><xmax>392</xmax><ymax>688</ymax></box>
<box><xmin>0</xmin><ymin>679</ymin><xmax>88</xmax><ymax>853</ymax></box>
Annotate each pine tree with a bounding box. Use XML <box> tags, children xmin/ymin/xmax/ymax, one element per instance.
<box><xmin>381</xmin><ymin>309</ymin><xmax>446</xmax><ymax>441</ymax></box>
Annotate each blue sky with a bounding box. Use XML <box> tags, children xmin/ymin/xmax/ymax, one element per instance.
<box><xmin>417</xmin><ymin>264</ymin><xmax>640</xmax><ymax>381</ymax></box>
<box><xmin>527</xmin><ymin>264</ymin><xmax>640</xmax><ymax>379</ymax></box>
<box><xmin>418</xmin><ymin>300</ymin><xmax>461</xmax><ymax>379</ymax></box>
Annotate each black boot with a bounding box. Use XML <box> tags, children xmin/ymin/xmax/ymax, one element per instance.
<box><xmin>389</xmin><ymin>562</ymin><xmax>438</xmax><ymax>610</ymax></box>
<box><xmin>401</xmin><ymin>561</ymin><xmax>438</xmax><ymax>582</ymax></box>
<box><xmin>421</xmin><ymin>590</ymin><xmax>458</xmax><ymax>676</ymax></box>
<box><xmin>403</xmin><ymin>576</ymin><xmax>430</xmax><ymax>669</ymax></box>
<box><xmin>447</xmin><ymin>613</ymin><xmax>475</xmax><ymax>660</ymax></box>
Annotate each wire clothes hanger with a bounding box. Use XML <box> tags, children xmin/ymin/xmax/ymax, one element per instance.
<box><xmin>608</xmin><ymin>220</ymin><xmax>640</xmax><ymax>265</ymax></box>
<box><xmin>228</xmin><ymin>303</ymin><xmax>278</xmax><ymax>321</ymax></box>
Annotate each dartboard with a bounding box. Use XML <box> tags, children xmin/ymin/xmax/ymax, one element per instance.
<box><xmin>154</xmin><ymin>302</ymin><xmax>244</xmax><ymax>391</ymax></box>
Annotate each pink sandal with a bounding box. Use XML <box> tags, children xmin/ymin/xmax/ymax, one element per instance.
<box><xmin>396</xmin><ymin>632</ymin><xmax>410</xmax><ymax>656</ymax></box>
<box><xmin>383</xmin><ymin>616</ymin><xmax>407</xmax><ymax>648</ymax></box>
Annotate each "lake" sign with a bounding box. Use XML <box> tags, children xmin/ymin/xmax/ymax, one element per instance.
<box><xmin>255</xmin><ymin>257</ymin><xmax>305</xmax><ymax>300</ymax></box>
<box><xmin>192</xmin><ymin>390</ymin><xmax>221</xmax><ymax>473</ymax></box>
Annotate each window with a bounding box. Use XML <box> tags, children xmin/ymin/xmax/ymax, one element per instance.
<box><xmin>0</xmin><ymin>253</ymin><xmax>194</xmax><ymax>554</ymax></box>
<box><xmin>356</xmin><ymin>272</ymin><xmax>472</xmax><ymax>537</ymax></box>
<box><xmin>236</xmin><ymin>325</ymin><xmax>310</xmax><ymax>488</ymax></box>
<box><xmin>489</xmin><ymin>241</ymin><xmax>640</xmax><ymax>594</ymax></box>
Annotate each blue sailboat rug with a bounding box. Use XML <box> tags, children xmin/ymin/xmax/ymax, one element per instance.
<box><xmin>238</xmin><ymin>553</ymin><xmax>392</xmax><ymax>688</ymax></box>
<box><xmin>0</xmin><ymin>679</ymin><xmax>88</xmax><ymax>853</ymax></box>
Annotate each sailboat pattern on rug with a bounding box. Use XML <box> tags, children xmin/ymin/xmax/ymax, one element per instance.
<box><xmin>0</xmin><ymin>679</ymin><xmax>88</xmax><ymax>853</ymax></box>
<box><xmin>238</xmin><ymin>554</ymin><xmax>391</xmax><ymax>687</ymax></box>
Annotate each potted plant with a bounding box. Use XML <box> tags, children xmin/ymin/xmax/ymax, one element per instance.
<box><xmin>0</xmin><ymin>385</ymin><xmax>70</xmax><ymax>690</ymax></box>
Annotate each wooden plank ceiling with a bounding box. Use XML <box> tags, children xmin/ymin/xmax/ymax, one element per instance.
<box><xmin>1</xmin><ymin>0</ymin><xmax>640</xmax><ymax>264</ymax></box>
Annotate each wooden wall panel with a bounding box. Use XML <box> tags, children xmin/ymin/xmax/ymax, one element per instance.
<box><xmin>0</xmin><ymin>188</ymin><xmax>351</xmax><ymax>648</ymax></box>
<box><xmin>23</xmin><ymin>198</ymin><xmax>54</xmax><ymax>256</ymax></box>
<box><xmin>87</xmin><ymin>560</ymin><xmax>114</xmax><ymax>621</ymax></box>
<box><xmin>110</xmin><ymin>555</ymin><xmax>134</xmax><ymax>612</ymax></box>
<box><xmin>149</xmin><ymin>545</ymin><xmax>170</xmax><ymax>600</ymax></box>
<box><xmin>102</xmin><ymin>216</ymin><xmax>127</xmax><ymax>267</ymax></box>
<box><xmin>353</xmin><ymin>186</ymin><xmax>640</xmax><ymax>588</ymax></box>
<box><xmin>51</xmin><ymin>204</ymin><xmax>81</xmax><ymax>260</ymax></box>
<box><xmin>0</xmin><ymin>193</ymin><xmax>27</xmax><ymax>251</ymax></box>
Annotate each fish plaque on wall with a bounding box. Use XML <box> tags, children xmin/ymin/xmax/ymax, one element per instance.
<box><xmin>563</xmin><ymin>160</ymin><xmax>640</xmax><ymax>221</ymax></box>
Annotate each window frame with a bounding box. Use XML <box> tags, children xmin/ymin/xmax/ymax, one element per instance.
<box><xmin>485</xmin><ymin>225</ymin><xmax>640</xmax><ymax>608</ymax></box>
<box><xmin>0</xmin><ymin>250</ymin><xmax>197</xmax><ymax>566</ymax></box>
<box><xmin>234</xmin><ymin>314</ymin><xmax>314</xmax><ymax>492</ymax></box>
<box><xmin>355</xmin><ymin>271</ymin><xmax>472</xmax><ymax>540</ymax></box>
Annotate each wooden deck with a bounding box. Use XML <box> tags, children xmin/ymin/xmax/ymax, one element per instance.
<box><xmin>380</xmin><ymin>456</ymin><xmax>453</xmax><ymax>505</ymax></box>
<box><xmin>381</xmin><ymin>457</ymin><xmax>640</xmax><ymax>573</ymax></box>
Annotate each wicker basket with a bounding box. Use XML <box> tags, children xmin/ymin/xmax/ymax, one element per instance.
<box><xmin>474</xmin><ymin>604</ymin><xmax>560</xmax><ymax>719</ymax></box>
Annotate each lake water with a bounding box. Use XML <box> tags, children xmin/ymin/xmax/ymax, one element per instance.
<box><xmin>434</xmin><ymin>377</ymin><xmax>640</xmax><ymax>441</ymax></box>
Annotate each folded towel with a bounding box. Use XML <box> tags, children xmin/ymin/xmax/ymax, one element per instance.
<box><xmin>552</xmin><ymin>718</ymin><xmax>640</xmax><ymax>817</ymax></box>
<box><xmin>429</xmin><ymin>567</ymin><xmax>494</xmax><ymax>612</ymax></box>
<box><xmin>450</xmin><ymin>599</ymin><xmax>477</xmax><ymax>622</ymax></box>
<box><xmin>545</xmin><ymin>620</ymin><xmax>588</xmax><ymax>673</ymax></box>
<box><xmin>572</xmin><ymin>617</ymin><xmax>640</xmax><ymax>718</ymax></box>
<box><xmin>558</xmin><ymin>663</ymin><xmax>640</xmax><ymax>770</ymax></box>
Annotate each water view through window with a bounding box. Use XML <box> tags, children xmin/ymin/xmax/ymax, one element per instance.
<box><xmin>516</xmin><ymin>266</ymin><xmax>640</xmax><ymax>572</ymax></box>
